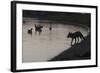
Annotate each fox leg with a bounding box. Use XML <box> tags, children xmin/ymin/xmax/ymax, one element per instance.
<box><xmin>77</xmin><ymin>37</ymin><xmax>79</xmax><ymax>43</ymax></box>
<box><xmin>71</xmin><ymin>38</ymin><xmax>73</xmax><ymax>46</ymax></box>
<box><xmin>75</xmin><ymin>38</ymin><xmax>76</xmax><ymax>44</ymax></box>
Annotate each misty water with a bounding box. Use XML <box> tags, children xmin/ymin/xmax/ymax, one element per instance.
<box><xmin>22</xmin><ymin>18</ymin><xmax>89</xmax><ymax>63</ymax></box>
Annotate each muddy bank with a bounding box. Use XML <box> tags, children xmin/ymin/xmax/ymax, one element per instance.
<box><xmin>49</xmin><ymin>34</ymin><xmax>91</xmax><ymax>61</ymax></box>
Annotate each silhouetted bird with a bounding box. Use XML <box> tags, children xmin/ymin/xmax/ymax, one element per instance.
<box><xmin>49</xmin><ymin>27</ymin><xmax>52</xmax><ymax>31</ymax></box>
<box><xmin>27</xmin><ymin>28</ymin><xmax>33</xmax><ymax>35</ymax></box>
<box><xmin>34</xmin><ymin>24</ymin><xmax>43</xmax><ymax>35</ymax></box>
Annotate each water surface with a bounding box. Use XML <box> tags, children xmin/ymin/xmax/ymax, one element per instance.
<box><xmin>22</xmin><ymin>19</ymin><xmax>88</xmax><ymax>62</ymax></box>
